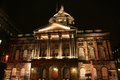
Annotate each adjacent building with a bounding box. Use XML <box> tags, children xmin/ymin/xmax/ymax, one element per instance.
<box><xmin>112</xmin><ymin>46</ymin><xmax>120</xmax><ymax>79</ymax></box>
<box><xmin>4</xmin><ymin>6</ymin><xmax>118</xmax><ymax>80</ymax></box>
<box><xmin>0</xmin><ymin>9</ymin><xmax>18</xmax><ymax>80</ymax></box>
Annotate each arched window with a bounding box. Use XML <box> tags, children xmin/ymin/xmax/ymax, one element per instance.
<box><xmin>62</xmin><ymin>48</ymin><xmax>69</xmax><ymax>56</ymax></box>
<box><xmin>40</xmin><ymin>48</ymin><xmax>47</xmax><ymax>57</ymax></box>
<box><xmin>15</xmin><ymin>50</ymin><xmax>20</xmax><ymax>60</ymax></box>
<box><xmin>88</xmin><ymin>46</ymin><xmax>95</xmax><ymax>59</ymax></box>
<box><xmin>23</xmin><ymin>49</ymin><xmax>31</xmax><ymax>61</ymax></box>
<box><xmin>11</xmin><ymin>68</ymin><xmax>17</xmax><ymax>76</ymax></box>
<box><xmin>65</xmin><ymin>48</ymin><xmax>69</xmax><ymax>56</ymax></box>
<box><xmin>42</xmin><ymin>68</ymin><xmax>46</xmax><ymax>78</ymax></box>
<box><xmin>38</xmin><ymin>68</ymin><xmax>46</xmax><ymax>79</ymax></box>
<box><xmin>51</xmin><ymin>49</ymin><xmax>58</xmax><ymax>57</ymax></box>
<box><xmin>50</xmin><ymin>40</ymin><xmax>59</xmax><ymax>57</ymax></box>
<box><xmin>101</xmin><ymin>67</ymin><xmax>108</xmax><ymax>79</ymax></box>
<box><xmin>31</xmin><ymin>49</ymin><xmax>34</xmax><ymax>58</ymax></box>
<box><xmin>20</xmin><ymin>68</ymin><xmax>25</xmax><ymax>77</ymax></box>
<box><xmin>28</xmin><ymin>49</ymin><xmax>32</xmax><ymax>61</ymax></box>
<box><xmin>98</xmin><ymin>46</ymin><xmax>106</xmax><ymax>59</ymax></box>
<box><xmin>63</xmin><ymin>67</ymin><xmax>70</xmax><ymax>79</ymax></box>
<box><xmin>23</xmin><ymin>49</ymin><xmax>28</xmax><ymax>60</ymax></box>
<box><xmin>109</xmin><ymin>70</ymin><xmax>118</xmax><ymax>80</ymax></box>
<box><xmin>93</xmin><ymin>68</ymin><xmax>97</xmax><ymax>79</ymax></box>
<box><xmin>62</xmin><ymin>40</ymin><xmax>70</xmax><ymax>57</ymax></box>
<box><xmin>54</xmin><ymin>49</ymin><xmax>58</xmax><ymax>56</ymax></box>
<box><xmin>4</xmin><ymin>70</ymin><xmax>11</xmax><ymax>79</ymax></box>
<box><xmin>79</xmin><ymin>48</ymin><xmax>85</xmax><ymax>59</ymax></box>
<box><xmin>40</xmin><ymin>40</ymin><xmax>47</xmax><ymax>57</ymax></box>
<box><xmin>49</xmin><ymin>66</ymin><xmax>59</xmax><ymax>79</ymax></box>
<box><xmin>80</xmin><ymin>68</ymin><xmax>86</xmax><ymax>79</ymax></box>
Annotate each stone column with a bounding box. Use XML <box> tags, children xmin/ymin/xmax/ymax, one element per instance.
<box><xmin>70</xmin><ymin>34</ymin><xmax>75</xmax><ymax>57</ymax></box>
<box><xmin>47</xmin><ymin>34</ymin><xmax>51</xmax><ymax>58</ymax></box>
<box><xmin>58</xmin><ymin>33</ymin><xmax>62</xmax><ymax>58</ymax></box>
<box><xmin>36</xmin><ymin>38</ymin><xmax>39</xmax><ymax>59</ymax></box>
<box><xmin>35</xmin><ymin>39</ymin><xmax>38</xmax><ymax>59</ymax></box>
<box><xmin>107</xmin><ymin>40</ymin><xmax>113</xmax><ymax>59</ymax></box>
<box><xmin>38</xmin><ymin>37</ymin><xmax>41</xmax><ymax>58</ymax></box>
<box><xmin>73</xmin><ymin>34</ymin><xmax>76</xmax><ymax>57</ymax></box>
<box><xmin>103</xmin><ymin>40</ymin><xmax>109</xmax><ymax>60</ymax></box>
<box><xmin>72</xmin><ymin>34</ymin><xmax>75</xmax><ymax>57</ymax></box>
<box><xmin>69</xmin><ymin>34</ymin><xmax>72</xmax><ymax>57</ymax></box>
<box><xmin>94</xmin><ymin>40</ymin><xmax>99</xmax><ymax>60</ymax></box>
<box><xmin>85</xmin><ymin>40</ymin><xmax>88</xmax><ymax>60</ymax></box>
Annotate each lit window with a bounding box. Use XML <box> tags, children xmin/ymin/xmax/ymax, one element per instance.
<box><xmin>78</xmin><ymin>48</ymin><xmax>85</xmax><ymax>59</ymax></box>
<box><xmin>0</xmin><ymin>40</ymin><xmax>2</xmax><ymax>44</ymax></box>
<box><xmin>93</xmin><ymin>68</ymin><xmax>97</xmax><ymax>79</ymax></box>
<box><xmin>42</xmin><ymin>69</ymin><xmax>46</xmax><ymax>78</ymax></box>
<box><xmin>11</xmin><ymin>68</ymin><xmax>17</xmax><ymax>76</ymax></box>
<box><xmin>88</xmin><ymin>46</ymin><xmax>95</xmax><ymax>59</ymax></box>
<box><xmin>23</xmin><ymin>50</ymin><xmax>28</xmax><ymax>58</ymax></box>
<box><xmin>15</xmin><ymin>50</ymin><xmax>19</xmax><ymax>60</ymax></box>
<box><xmin>98</xmin><ymin>46</ymin><xmax>106</xmax><ymax>59</ymax></box>
<box><xmin>41</xmin><ymin>35</ymin><xmax>48</xmax><ymax>39</ymax></box>
<box><xmin>51</xmin><ymin>35</ymin><xmax>59</xmax><ymax>39</ymax></box>
<box><xmin>20</xmin><ymin>68</ymin><xmax>25</xmax><ymax>76</ymax></box>
<box><xmin>51</xmin><ymin>67</ymin><xmax>59</xmax><ymax>79</ymax></box>
<box><xmin>101</xmin><ymin>67</ymin><xmax>108</xmax><ymax>79</ymax></box>
<box><xmin>80</xmin><ymin>68</ymin><xmax>86</xmax><ymax>79</ymax></box>
<box><xmin>62</xmin><ymin>34</ymin><xmax>69</xmax><ymax>38</ymax></box>
<box><xmin>118</xmin><ymin>69</ymin><xmax>120</xmax><ymax>71</ymax></box>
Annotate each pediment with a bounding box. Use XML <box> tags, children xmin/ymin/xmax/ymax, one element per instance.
<box><xmin>34</xmin><ymin>23</ymin><xmax>71</xmax><ymax>33</ymax></box>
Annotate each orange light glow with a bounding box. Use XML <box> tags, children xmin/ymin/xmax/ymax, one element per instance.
<box><xmin>53</xmin><ymin>67</ymin><xmax>58</xmax><ymax>72</ymax></box>
<box><xmin>71</xmin><ymin>67</ymin><xmax>77</xmax><ymax>73</ymax></box>
<box><xmin>31</xmin><ymin>68</ymin><xmax>34</xmax><ymax>71</ymax></box>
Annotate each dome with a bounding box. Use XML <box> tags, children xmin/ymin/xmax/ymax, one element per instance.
<box><xmin>49</xmin><ymin>6</ymin><xmax>74</xmax><ymax>25</ymax></box>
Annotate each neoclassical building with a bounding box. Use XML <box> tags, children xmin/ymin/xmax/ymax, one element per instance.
<box><xmin>4</xmin><ymin>6</ymin><xmax>118</xmax><ymax>80</ymax></box>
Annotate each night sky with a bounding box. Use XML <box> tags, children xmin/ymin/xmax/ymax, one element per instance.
<box><xmin>0</xmin><ymin>0</ymin><xmax>119</xmax><ymax>48</ymax></box>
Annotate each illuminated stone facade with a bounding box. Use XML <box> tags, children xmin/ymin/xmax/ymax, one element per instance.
<box><xmin>4</xmin><ymin>6</ymin><xmax>118</xmax><ymax>80</ymax></box>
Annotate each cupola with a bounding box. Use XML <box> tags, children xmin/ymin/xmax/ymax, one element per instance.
<box><xmin>49</xmin><ymin>5</ymin><xmax>74</xmax><ymax>26</ymax></box>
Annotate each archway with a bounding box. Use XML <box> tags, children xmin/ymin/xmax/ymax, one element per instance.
<box><xmin>49</xmin><ymin>66</ymin><xmax>59</xmax><ymax>79</ymax></box>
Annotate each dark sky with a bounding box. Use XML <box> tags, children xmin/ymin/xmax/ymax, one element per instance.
<box><xmin>0</xmin><ymin>0</ymin><xmax>119</xmax><ymax>48</ymax></box>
